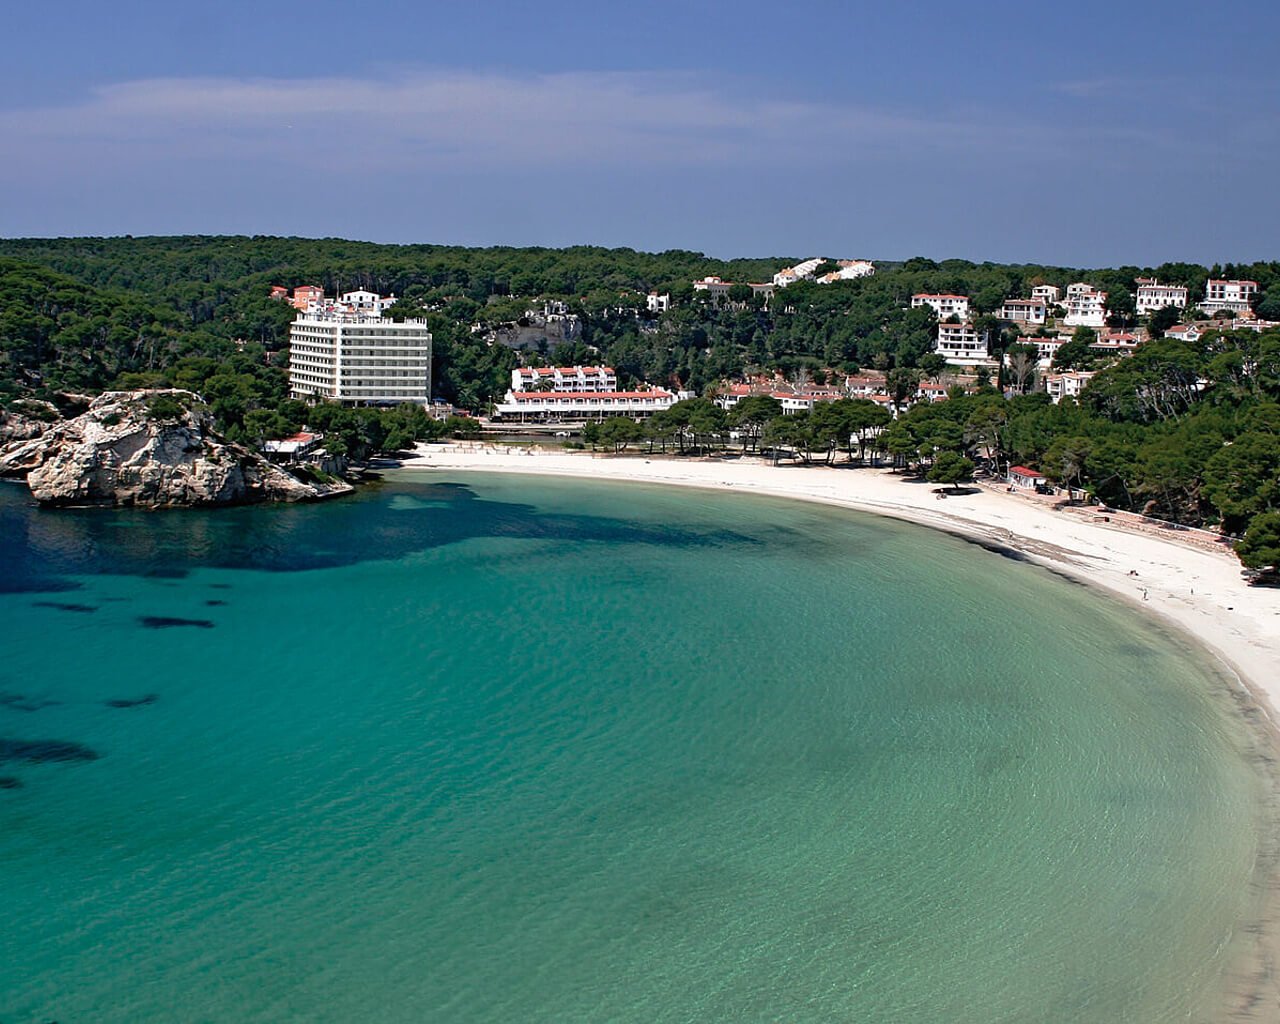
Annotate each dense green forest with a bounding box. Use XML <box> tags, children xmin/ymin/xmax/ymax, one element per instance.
<box><xmin>1</xmin><ymin>236</ymin><xmax>1279</xmax><ymax>568</ymax></box>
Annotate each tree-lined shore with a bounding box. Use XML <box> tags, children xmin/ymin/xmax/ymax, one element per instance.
<box><xmin>1</xmin><ymin>236</ymin><xmax>1278</xmax><ymax>569</ymax></box>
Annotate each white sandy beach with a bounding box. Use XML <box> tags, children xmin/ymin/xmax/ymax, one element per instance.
<box><xmin>400</xmin><ymin>442</ymin><xmax>1280</xmax><ymax>1019</ymax></box>
<box><xmin>402</xmin><ymin>444</ymin><xmax>1280</xmax><ymax>716</ymax></box>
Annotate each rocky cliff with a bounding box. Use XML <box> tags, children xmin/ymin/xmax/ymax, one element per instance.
<box><xmin>0</xmin><ymin>390</ymin><xmax>353</xmax><ymax>507</ymax></box>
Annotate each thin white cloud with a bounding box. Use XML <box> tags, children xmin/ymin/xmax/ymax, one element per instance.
<box><xmin>0</xmin><ymin>70</ymin><xmax>1013</xmax><ymax>175</ymax></box>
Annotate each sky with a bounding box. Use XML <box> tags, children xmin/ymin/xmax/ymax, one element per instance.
<box><xmin>2</xmin><ymin>0</ymin><xmax>1278</xmax><ymax>266</ymax></box>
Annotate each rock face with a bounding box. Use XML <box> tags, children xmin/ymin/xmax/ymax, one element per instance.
<box><xmin>0</xmin><ymin>390</ymin><xmax>353</xmax><ymax>507</ymax></box>
<box><xmin>0</xmin><ymin>406</ymin><xmax>51</xmax><ymax>444</ymax></box>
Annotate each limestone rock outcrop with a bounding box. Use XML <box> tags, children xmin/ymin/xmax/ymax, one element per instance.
<box><xmin>0</xmin><ymin>390</ymin><xmax>353</xmax><ymax>507</ymax></box>
<box><xmin>0</xmin><ymin>405</ymin><xmax>52</xmax><ymax>444</ymax></box>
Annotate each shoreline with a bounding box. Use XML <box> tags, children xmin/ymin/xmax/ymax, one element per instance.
<box><xmin>395</xmin><ymin>444</ymin><xmax>1280</xmax><ymax>1022</ymax></box>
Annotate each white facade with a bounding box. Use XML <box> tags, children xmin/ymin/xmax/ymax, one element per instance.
<box><xmin>512</xmin><ymin>366</ymin><xmax>618</xmax><ymax>393</ymax></box>
<box><xmin>1063</xmin><ymin>283</ymin><xmax>1108</xmax><ymax>327</ymax></box>
<box><xmin>494</xmin><ymin>390</ymin><xmax>676</xmax><ymax>420</ymax></box>
<box><xmin>1000</xmin><ymin>298</ymin><xmax>1048</xmax><ymax>325</ymax></box>
<box><xmin>816</xmin><ymin>260</ymin><xmax>876</xmax><ymax>283</ymax></box>
<box><xmin>337</xmin><ymin>290</ymin><xmax>397</xmax><ymax>314</ymax></box>
<box><xmin>934</xmin><ymin>322</ymin><xmax>990</xmax><ymax>363</ymax></box>
<box><xmin>1026</xmin><ymin>336</ymin><xmax>1069</xmax><ymax>366</ymax></box>
<box><xmin>646</xmin><ymin>292</ymin><xmax>671</xmax><ymax>313</ymax></box>
<box><xmin>693</xmin><ymin>276</ymin><xmax>734</xmax><ymax>297</ymax></box>
<box><xmin>772</xmin><ymin>258</ymin><xmax>826</xmax><ymax>287</ymax></box>
<box><xmin>1043</xmin><ymin>371</ymin><xmax>1095</xmax><ymax>404</ymax></box>
<box><xmin>1031</xmin><ymin>284</ymin><xmax>1062</xmax><ymax>305</ymax></box>
<box><xmin>1134</xmin><ymin>278</ymin><xmax>1188</xmax><ymax>314</ymax></box>
<box><xmin>912</xmin><ymin>294</ymin><xmax>971</xmax><ymax>320</ymax></box>
<box><xmin>288</xmin><ymin>302</ymin><xmax>432</xmax><ymax>405</ymax></box>
<box><xmin>1201</xmin><ymin>279</ymin><xmax>1258</xmax><ymax>314</ymax></box>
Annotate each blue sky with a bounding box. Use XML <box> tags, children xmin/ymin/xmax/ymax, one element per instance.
<box><xmin>3</xmin><ymin>0</ymin><xmax>1278</xmax><ymax>265</ymax></box>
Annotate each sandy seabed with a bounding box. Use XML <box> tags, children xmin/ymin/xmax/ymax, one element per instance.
<box><xmin>398</xmin><ymin>443</ymin><xmax>1280</xmax><ymax>1021</ymax></box>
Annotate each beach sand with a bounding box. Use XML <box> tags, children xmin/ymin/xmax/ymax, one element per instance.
<box><xmin>397</xmin><ymin>443</ymin><xmax>1280</xmax><ymax>1021</ymax></box>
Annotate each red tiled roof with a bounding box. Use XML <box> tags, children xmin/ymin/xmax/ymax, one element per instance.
<box><xmin>508</xmin><ymin>391</ymin><xmax>672</xmax><ymax>401</ymax></box>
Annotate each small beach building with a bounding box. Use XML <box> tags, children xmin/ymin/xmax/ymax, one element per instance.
<box><xmin>1008</xmin><ymin>465</ymin><xmax>1047</xmax><ymax>491</ymax></box>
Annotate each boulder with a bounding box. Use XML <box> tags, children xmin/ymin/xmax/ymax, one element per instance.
<box><xmin>0</xmin><ymin>390</ymin><xmax>353</xmax><ymax>507</ymax></box>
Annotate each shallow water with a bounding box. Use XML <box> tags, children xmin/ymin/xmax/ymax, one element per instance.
<box><xmin>0</xmin><ymin>473</ymin><xmax>1266</xmax><ymax>1022</ymax></box>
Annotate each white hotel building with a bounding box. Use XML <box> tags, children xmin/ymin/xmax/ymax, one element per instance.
<box><xmin>1201</xmin><ymin>279</ymin><xmax>1258</xmax><ymax>314</ymax></box>
<box><xmin>288</xmin><ymin>292</ymin><xmax>432</xmax><ymax>404</ymax></box>
<box><xmin>494</xmin><ymin>364</ymin><xmax>677</xmax><ymax>421</ymax></box>
<box><xmin>1134</xmin><ymin>278</ymin><xmax>1188</xmax><ymax>314</ymax></box>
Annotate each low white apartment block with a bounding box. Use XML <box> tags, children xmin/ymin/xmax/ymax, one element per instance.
<box><xmin>912</xmin><ymin>293</ymin><xmax>971</xmax><ymax>320</ymax></box>
<box><xmin>1031</xmin><ymin>284</ymin><xmax>1062</xmax><ymax>305</ymax></box>
<box><xmin>772</xmin><ymin>258</ymin><xmax>826</xmax><ymax>287</ymax></box>
<box><xmin>1043</xmin><ymin>371</ymin><xmax>1095</xmax><ymax>404</ymax></box>
<box><xmin>817</xmin><ymin>260</ymin><xmax>876</xmax><ymax>283</ymax></box>
<box><xmin>646</xmin><ymin>292</ymin><xmax>671</xmax><ymax>313</ymax></box>
<box><xmin>512</xmin><ymin>366</ymin><xmax>617</xmax><ymax>393</ymax></box>
<box><xmin>288</xmin><ymin>296</ymin><xmax>432</xmax><ymax>404</ymax></box>
<box><xmin>1063</xmin><ymin>283</ymin><xmax>1108</xmax><ymax>327</ymax></box>
<box><xmin>1000</xmin><ymin>298</ymin><xmax>1048</xmax><ymax>325</ymax></box>
<box><xmin>1201</xmin><ymin>279</ymin><xmax>1258</xmax><ymax>314</ymax></box>
<box><xmin>1134</xmin><ymin>278</ymin><xmax>1188</xmax><ymax>314</ymax></box>
<box><xmin>494</xmin><ymin>390</ymin><xmax>676</xmax><ymax>420</ymax></box>
<box><xmin>935</xmin><ymin>322</ymin><xmax>990</xmax><ymax>363</ymax></box>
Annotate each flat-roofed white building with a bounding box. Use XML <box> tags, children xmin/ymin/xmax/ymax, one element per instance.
<box><xmin>512</xmin><ymin>366</ymin><xmax>617</xmax><ymax>393</ymax></box>
<box><xmin>1063</xmin><ymin>283</ymin><xmax>1108</xmax><ymax>327</ymax></box>
<box><xmin>494</xmin><ymin>390</ymin><xmax>676</xmax><ymax>421</ymax></box>
<box><xmin>288</xmin><ymin>296</ymin><xmax>432</xmax><ymax>405</ymax></box>
<box><xmin>912</xmin><ymin>293</ymin><xmax>971</xmax><ymax>320</ymax></box>
<box><xmin>1000</xmin><ymin>298</ymin><xmax>1048</xmax><ymax>325</ymax></box>
<box><xmin>1031</xmin><ymin>284</ymin><xmax>1062</xmax><ymax>305</ymax></box>
<box><xmin>1134</xmin><ymin>278</ymin><xmax>1188</xmax><ymax>314</ymax></box>
<box><xmin>1043</xmin><ymin>371</ymin><xmax>1096</xmax><ymax>404</ymax></box>
<box><xmin>1201</xmin><ymin>279</ymin><xmax>1258</xmax><ymax>313</ymax></box>
<box><xmin>646</xmin><ymin>292</ymin><xmax>671</xmax><ymax>313</ymax></box>
<box><xmin>935</xmin><ymin>321</ymin><xmax>991</xmax><ymax>363</ymax></box>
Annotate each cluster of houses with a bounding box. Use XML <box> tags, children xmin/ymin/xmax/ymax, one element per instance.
<box><xmin>909</xmin><ymin>277</ymin><xmax>1275</xmax><ymax>402</ymax></box>
<box><xmin>682</xmin><ymin>257</ymin><xmax>876</xmax><ymax>309</ymax></box>
<box><xmin>712</xmin><ymin>370</ymin><xmax>975</xmax><ymax>419</ymax></box>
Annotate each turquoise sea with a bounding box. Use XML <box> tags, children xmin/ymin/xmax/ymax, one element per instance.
<box><xmin>0</xmin><ymin>471</ymin><xmax>1271</xmax><ymax>1022</ymax></box>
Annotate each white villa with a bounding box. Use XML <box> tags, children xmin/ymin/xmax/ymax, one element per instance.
<box><xmin>287</xmin><ymin>292</ymin><xmax>432</xmax><ymax>404</ymax></box>
<box><xmin>1000</xmin><ymin>298</ymin><xmax>1048</xmax><ymax>325</ymax></box>
<box><xmin>1201</xmin><ymin>279</ymin><xmax>1258</xmax><ymax>314</ymax></box>
<box><xmin>912</xmin><ymin>293</ymin><xmax>971</xmax><ymax>320</ymax></box>
<box><xmin>1134</xmin><ymin>278</ymin><xmax>1188</xmax><ymax>314</ymax></box>
<box><xmin>1063</xmin><ymin>283</ymin><xmax>1108</xmax><ymax>327</ymax></box>
<box><xmin>1031</xmin><ymin>284</ymin><xmax>1062</xmax><ymax>306</ymax></box>
<box><xmin>646</xmin><ymin>292</ymin><xmax>671</xmax><ymax>313</ymax></box>
<box><xmin>1043</xmin><ymin>371</ymin><xmax>1096</xmax><ymax>404</ymax></box>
